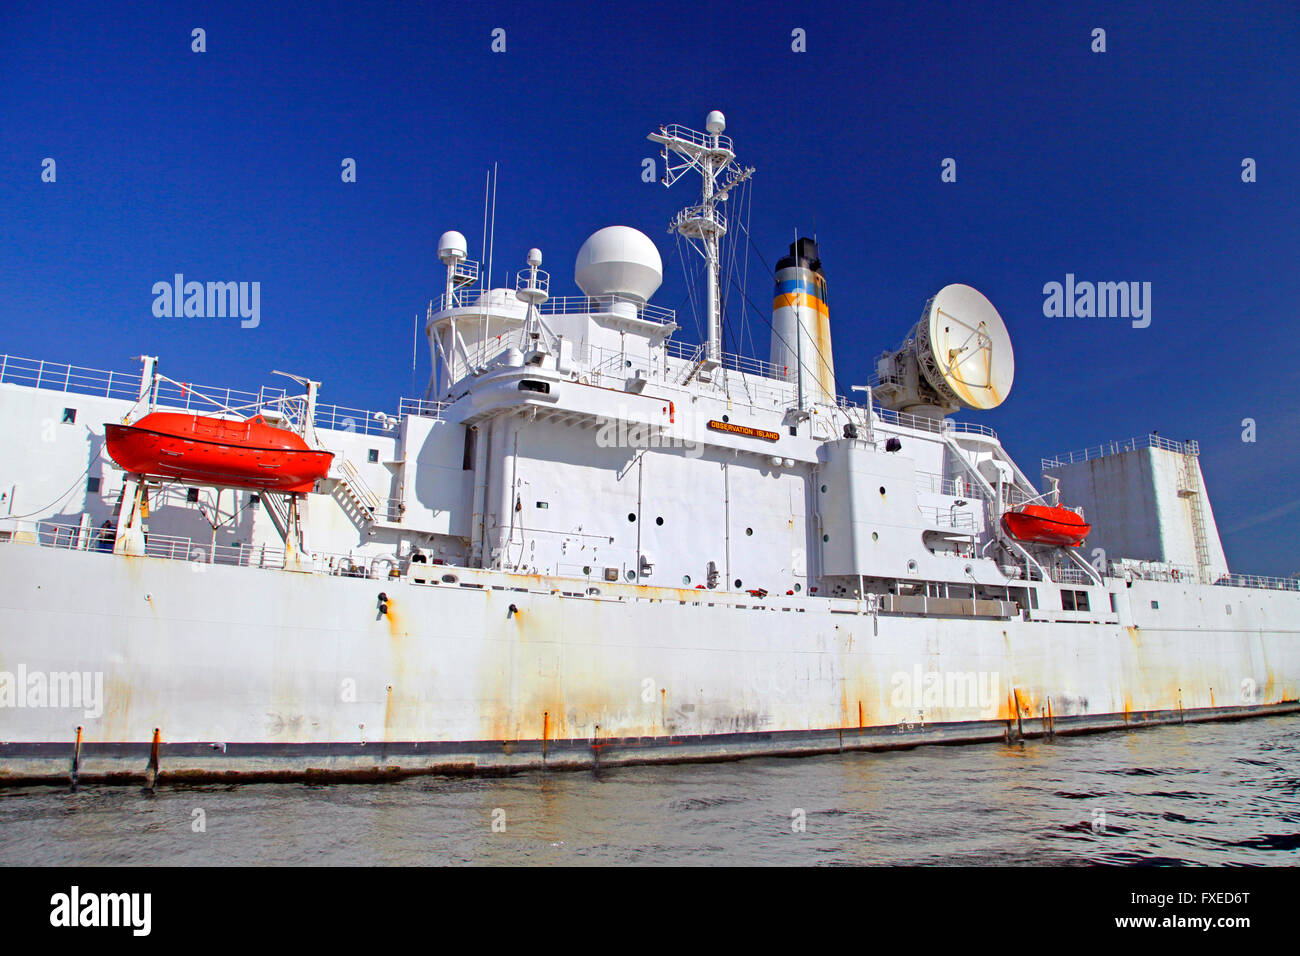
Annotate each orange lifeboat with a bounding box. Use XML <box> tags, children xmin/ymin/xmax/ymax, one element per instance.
<box><xmin>1000</xmin><ymin>505</ymin><xmax>1090</xmax><ymax>547</ymax></box>
<box><xmin>105</xmin><ymin>412</ymin><xmax>333</xmax><ymax>494</ymax></box>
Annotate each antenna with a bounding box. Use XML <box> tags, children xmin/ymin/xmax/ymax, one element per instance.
<box><xmin>649</xmin><ymin>111</ymin><xmax>754</xmax><ymax>371</ymax></box>
<box><xmin>873</xmin><ymin>284</ymin><xmax>1015</xmax><ymax>416</ymax></box>
<box><xmin>411</xmin><ymin>312</ymin><xmax>419</xmax><ymax>399</ymax></box>
<box><xmin>487</xmin><ymin>162</ymin><xmax>498</xmax><ymax>291</ymax></box>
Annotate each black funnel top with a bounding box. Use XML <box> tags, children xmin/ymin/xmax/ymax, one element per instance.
<box><xmin>776</xmin><ymin>237</ymin><xmax>822</xmax><ymax>274</ymax></box>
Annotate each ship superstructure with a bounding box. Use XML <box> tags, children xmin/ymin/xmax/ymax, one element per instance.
<box><xmin>0</xmin><ymin>113</ymin><xmax>1296</xmax><ymax>784</ymax></box>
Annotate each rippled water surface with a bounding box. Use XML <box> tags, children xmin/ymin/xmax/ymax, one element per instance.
<box><xmin>3</xmin><ymin>715</ymin><xmax>1298</xmax><ymax>865</ymax></box>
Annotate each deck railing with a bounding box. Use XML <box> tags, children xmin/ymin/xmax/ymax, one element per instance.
<box><xmin>1043</xmin><ymin>434</ymin><xmax>1194</xmax><ymax>469</ymax></box>
<box><xmin>0</xmin><ymin>351</ymin><xmax>427</xmax><ymax>437</ymax></box>
<box><xmin>0</xmin><ymin>517</ymin><xmax>392</xmax><ymax>578</ymax></box>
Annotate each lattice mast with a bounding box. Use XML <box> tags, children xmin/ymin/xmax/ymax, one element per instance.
<box><xmin>649</xmin><ymin>111</ymin><xmax>754</xmax><ymax>370</ymax></box>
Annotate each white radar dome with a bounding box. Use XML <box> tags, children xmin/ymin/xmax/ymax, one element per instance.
<box><xmin>574</xmin><ymin>226</ymin><xmax>663</xmax><ymax>305</ymax></box>
<box><xmin>438</xmin><ymin>230</ymin><xmax>467</xmax><ymax>264</ymax></box>
<box><xmin>706</xmin><ymin>110</ymin><xmax>726</xmax><ymax>133</ymax></box>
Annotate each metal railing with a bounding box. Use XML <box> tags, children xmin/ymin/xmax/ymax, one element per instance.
<box><xmin>0</xmin><ymin>517</ymin><xmax>392</xmax><ymax>577</ymax></box>
<box><xmin>1043</xmin><ymin>434</ymin><xmax>1195</xmax><ymax>469</ymax></box>
<box><xmin>662</xmin><ymin>339</ymin><xmax>788</xmax><ymax>382</ymax></box>
<box><xmin>866</xmin><ymin>402</ymin><xmax>999</xmax><ymax>440</ymax></box>
<box><xmin>916</xmin><ymin>471</ymin><xmax>978</xmax><ymax>497</ymax></box>
<box><xmin>1211</xmin><ymin>572</ymin><xmax>1300</xmax><ymax>592</ymax></box>
<box><xmin>1108</xmin><ymin>560</ymin><xmax>1198</xmax><ymax>583</ymax></box>
<box><xmin>0</xmin><ymin>352</ymin><xmax>406</xmax><ymax>437</ymax></box>
<box><xmin>918</xmin><ymin>506</ymin><xmax>976</xmax><ymax>530</ymax></box>
<box><xmin>398</xmin><ymin>397</ymin><xmax>448</xmax><ymax>419</ymax></box>
<box><xmin>656</xmin><ymin>123</ymin><xmax>735</xmax><ymax>153</ymax></box>
<box><xmin>514</xmin><ymin>269</ymin><xmax>550</xmax><ymax>297</ymax></box>
<box><xmin>434</xmin><ymin>288</ymin><xmax>676</xmax><ymax>326</ymax></box>
<box><xmin>0</xmin><ymin>353</ymin><xmax>142</xmax><ymax>401</ymax></box>
<box><xmin>1050</xmin><ymin>566</ymin><xmax>1094</xmax><ymax>585</ymax></box>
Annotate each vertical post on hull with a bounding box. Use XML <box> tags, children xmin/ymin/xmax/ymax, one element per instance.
<box><xmin>282</xmin><ymin>494</ymin><xmax>312</xmax><ymax>573</ymax></box>
<box><xmin>469</xmin><ymin>421</ymin><xmax>491</xmax><ymax>568</ymax></box>
<box><xmin>136</xmin><ymin>355</ymin><xmax>157</xmax><ymax>406</ymax></box>
<box><xmin>70</xmin><ymin>725</ymin><xmax>82</xmax><ymax>791</ymax></box>
<box><xmin>113</xmin><ymin>476</ymin><xmax>149</xmax><ymax>557</ymax></box>
<box><xmin>144</xmin><ymin>727</ymin><xmax>161</xmax><ymax>790</ymax></box>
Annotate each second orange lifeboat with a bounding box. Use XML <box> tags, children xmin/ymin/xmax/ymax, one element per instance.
<box><xmin>1000</xmin><ymin>505</ymin><xmax>1090</xmax><ymax>547</ymax></box>
<box><xmin>105</xmin><ymin>412</ymin><xmax>333</xmax><ymax>494</ymax></box>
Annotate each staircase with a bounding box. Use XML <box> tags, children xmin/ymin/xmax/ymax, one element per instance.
<box><xmin>1177</xmin><ymin>440</ymin><xmax>1210</xmax><ymax>584</ymax></box>
<box><xmin>675</xmin><ymin>344</ymin><xmax>710</xmax><ymax>386</ymax></box>
<box><xmin>327</xmin><ymin>457</ymin><xmax>403</xmax><ymax>528</ymax></box>
<box><xmin>260</xmin><ymin>491</ymin><xmax>291</xmax><ymax>540</ymax></box>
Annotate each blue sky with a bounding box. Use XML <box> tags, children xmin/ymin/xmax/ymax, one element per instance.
<box><xmin>1</xmin><ymin>0</ymin><xmax>1297</xmax><ymax>574</ymax></box>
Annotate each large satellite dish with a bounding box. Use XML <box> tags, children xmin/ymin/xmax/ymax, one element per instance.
<box><xmin>874</xmin><ymin>284</ymin><xmax>1014</xmax><ymax>416</ymax></box>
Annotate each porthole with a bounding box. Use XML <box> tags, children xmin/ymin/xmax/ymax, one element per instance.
<box><xmin>794</xmin><ymin>583</ymin><xmax>802</xmax><ymax>592</ymax></box>
<box><xmin>722</xmin><ymin>415</ymin><xmax>730</xmax><ymax>423</ymax></box>
<box><xmin>879</xmin><ymin>486</ymin><xmax>886</xmax><ymax>495</ymax></box>
<box><xmin>582</xmin><ymin>565</ymin><xmax>592</xmax><ymax>575</ymax></box>
<box><xmin>872</xmin><ymin>532</ymin><xmax>879</xmax><ymax>541</ymax></box>
<box><xmin>820</xmin><ymin>484</ymin><xmax>827</xmax><ymax>493</ymax></box>
<box><xmin>628</xmin><ymin>513</ymin><xmax>636</xmax><ymax>522</ymax></box>
<box><xmin>682</xmin><ymin>575</ymin><xmax>691</xmax><ymax>585</ymax></box>
<box><xmin>626</xmin><ymin>570</ymin><xmax>636</xmax><ymax>581</ymax></box>
<box><xmin>440</xmin><ymin>573</ymin><xmax>459</xmax><ymax>584</ymax></box>
<box><xmin>656</xmin><ymin>516</ymin><xmax>664</xmax><ymax>526</ymax></box>
<box><xmin>907</xmin><ymin>559</ymin><xmax>918</xmax><ymax>573</ymax></box>
<box><xmin>822</xmin><ymin>534</ymin><xmax>829</xmax><ymax>542</ymax></box>
<box><xmin>745</xmin><ymin>527</ymin><xmax>753</xmax><ymax>536</ymax></box>
<box><xmin>734</xmin><ymin>579</ymin><xmax>742</xmax><ymax>588</ymax></box>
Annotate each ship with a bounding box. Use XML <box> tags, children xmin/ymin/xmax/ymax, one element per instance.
<box><xmin>1</xmin><ymin>112</ymin><xmax>1296</xmax><ymax>786</ymax></box>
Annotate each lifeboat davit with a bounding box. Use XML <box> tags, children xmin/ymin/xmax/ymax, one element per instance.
<box><xmin>1000</xmin><ymin>505</ymin><xmax>1090</xmax><ymax>547</ymax></box>
<box><xmin>105</xmin><ymin>412</ymin><xmax>333</xmax><ymax>494</ymax></box>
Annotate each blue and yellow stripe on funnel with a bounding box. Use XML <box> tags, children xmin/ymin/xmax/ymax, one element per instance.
<box><xmin>773</xmin><ymin>277</ymin><xmax>829</xmax><ymax>319</ymax></box>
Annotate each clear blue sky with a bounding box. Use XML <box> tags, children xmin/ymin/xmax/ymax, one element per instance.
<box><xmin>2</xmin><ymin>0</ymin><xmax>1297</xmax><ymax>574</ymax></box>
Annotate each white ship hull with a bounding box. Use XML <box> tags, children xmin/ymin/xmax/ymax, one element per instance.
<box><xmin>2</xmin><ymin>544</ymin><xmax>1296</xmax><ymax>784</ymax></box>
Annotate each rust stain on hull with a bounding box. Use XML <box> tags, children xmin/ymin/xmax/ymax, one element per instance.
<box><xmin>7</xmin><ymin>699</ymin><xmax>1296</xmax><ymax>789</ymax></box>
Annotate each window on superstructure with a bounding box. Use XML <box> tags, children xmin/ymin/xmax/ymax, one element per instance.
<box><xmin>367</xmin><ymin>449</ymin><xmax>379</xmax><ymax>464</ymax></box>
<box><xmin>186</xmin><ymin>488</ymin><xmax>200</xmax><ymax>503</ymax></box>
<box><xmin>86</xmin><ymin>477</ymin><xmax>100</xmax><ymax>494</ymax></box>
<box><xmin>62</xmin><ymin>408</ymin><xmax>76</xmax><ymax>424</ymax></box>
<box><xmin>462</xmin><ymin>427</ymin><xmax>476</xmax><ymax>470</ymax></box>
<box><xmin>1075</xmin><ymin>591</ymin><xmax>1090</xmax><ymax>611</ymax></box>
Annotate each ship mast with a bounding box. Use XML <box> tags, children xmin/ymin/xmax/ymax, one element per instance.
<box><xmin>649</xmin><ymin>111</ymin><xmax>753</xmax><ymax>372</ymax></box>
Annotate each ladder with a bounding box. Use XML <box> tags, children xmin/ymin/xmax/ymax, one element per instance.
<box><xmin>1177</xmin><ymin>440</ymin><xmax>1211</xmax><ymax>583</ymax></box>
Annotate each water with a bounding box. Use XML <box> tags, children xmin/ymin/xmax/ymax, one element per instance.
<box><xmin>3</xmin><ymin>715</ymin><xmax>1298</xmax><ymax>866</ymax></box>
